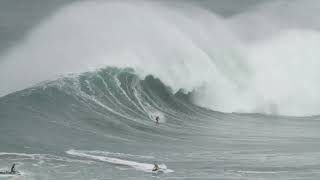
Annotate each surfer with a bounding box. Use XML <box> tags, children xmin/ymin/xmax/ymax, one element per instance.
<box><xmin>152</xmin><ymin>163</ymin><xmax>160</xmax><ymax>171</ymax></box>
<box><xmin>10</xmin><ymin>164</ymin><xmax>16</xmax><ymax>173</ymax></box>
<box><xmin>0</xmin><ymin>164</ymin><xmax>18</xmax><ymax>175</ymax></box>
<box><xmin>155</xmin><ymin>116</ymin><xmax>159</xmax><ymax>124</ymax></box>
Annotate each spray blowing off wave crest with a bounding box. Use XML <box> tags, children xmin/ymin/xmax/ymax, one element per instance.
<box><xmin>0</xmin><ymin>1</ymin><xmax>248</xmax><ymax>111</ymax></box>
<box><xmin>0</xmin><ymin>1</ymin><xmax>320</xmax><ymax>116</ymax></box>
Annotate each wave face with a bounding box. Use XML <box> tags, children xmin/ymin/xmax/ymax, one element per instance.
<box><xmin>0</xmin><ymin>67</ymin><xmax>206</xmax><ymax>147</ymax></box>
<box><xmin>1</xmin><ymin>1</ymin><xmax>320</xmax><ymax>116</ymax></box>
<box><xmin>1</xmin><ymin>67</ymin><xmax>320</xmax><ymax>179</ymax></box>
<box><xmin>1</xmin><ymin>1</ymin><xmax>320</xmax><ymax>179</ymax></box>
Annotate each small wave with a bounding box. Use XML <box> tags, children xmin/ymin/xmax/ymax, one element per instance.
<box><xmin>71</xmin><ymin>150</ymin><xmax>154</xmax><ymax>159</ymax></box>
<box><xmin>236</xmin><ymin>170</ymin><xmax>281</xmax><ymax>174</ymax></box>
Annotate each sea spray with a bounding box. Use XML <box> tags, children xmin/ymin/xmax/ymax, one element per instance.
<box><xmin>1</xmin><ymin>1</ymin><xmax>320</xmax><ymax>116</ymax></box>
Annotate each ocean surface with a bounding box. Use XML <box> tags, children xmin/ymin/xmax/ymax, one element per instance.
<box><xmin>1</xmin><ymin>0</ymin><xmax>320</xmax><ymax>179</ymax></box>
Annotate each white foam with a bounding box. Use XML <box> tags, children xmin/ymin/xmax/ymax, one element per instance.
<box><xmin>0</xmin><ymin>152</ymin><xmax>93</xmax><ymax>164</ymax></box>
<box><xmin>1</xmin><ymin>1</ymin><xmax>320</xmax><ymax>116</ymax></box>
<box><xmin>66</xmin><ymin>149</ymin><xmax>173</xmax><ymax>173</ymax></box>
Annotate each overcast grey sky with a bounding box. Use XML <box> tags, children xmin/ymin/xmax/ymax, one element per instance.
<box><xmin>0</xmin><ymin>0</ymin><xmax>263</xmax><ymax>54</ymax></box>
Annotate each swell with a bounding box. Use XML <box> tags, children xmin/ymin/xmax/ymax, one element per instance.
<box><xmin>0</xmin><ymin>67</ymin><xmax>210</xmax><ymax>151</ymax></box>
<box><xmin>1</xmin><ymin>66</ymin><xmax>319</xmax><ymax>156</ymax></box>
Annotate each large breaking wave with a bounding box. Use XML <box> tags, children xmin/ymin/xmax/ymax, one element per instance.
<box><xmin>1</xmin><ymin>67</ymin><xmax>207</xmax><ymax>142</ymax></box>
<box><xmin>1</xmin><ymin>0</ymin><xmax>320</xmax><ymax>116</ymax></box>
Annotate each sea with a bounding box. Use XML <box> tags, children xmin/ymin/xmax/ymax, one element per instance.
<box><xmin>1</xmin><ymin>0</ymin><xmax>320</xmax><ymax>179</ymax></box>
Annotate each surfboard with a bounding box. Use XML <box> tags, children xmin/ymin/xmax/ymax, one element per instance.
<box><xmin>0</xmin><ymin>171</ymin><xmax>20</xmax><ymax>175</ymax></box>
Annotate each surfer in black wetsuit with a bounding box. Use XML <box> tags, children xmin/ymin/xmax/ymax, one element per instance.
<box><xmin>152</xmin><ymin>163</ymin><xmax>160</xmax><ymax>171</ymax></box>
<box><xmin>0</xmin><ymin>164</ymin><xmax>17</xmax><ymax>175</ymax></box>
<box><xmin>10</xmin><ymin>164</ymin><xmax>16</xmax><ymax>173</ymax></box>
<box><xmin>155</xmin><ymin>116</ymin><xmax>159</xmax><ymax>124</ymax></box>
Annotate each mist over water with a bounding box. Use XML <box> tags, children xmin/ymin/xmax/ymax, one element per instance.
<box><xmin>1</xmin><ymin>0</ymin><xmax>320</xmax><ymax>116</ymax></box>
<box><xmin>2</xmin><ymin>1</ymin><xmax>320</xmax><ymax>179</ymax></box>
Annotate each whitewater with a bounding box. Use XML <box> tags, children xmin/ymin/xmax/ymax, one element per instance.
<box><xmin>1</xmin><ymin>0</ymin><xmax>320</xmax><ymax>179</ymax></box>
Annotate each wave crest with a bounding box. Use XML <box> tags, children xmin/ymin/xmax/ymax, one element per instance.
<box><xmin>1</xmin><ymin>1</ymin><xmax>320</xmax><ymax>116</ymax></box>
